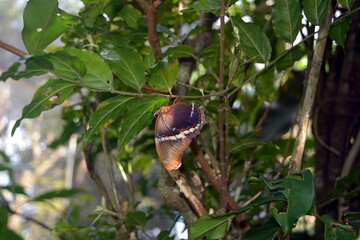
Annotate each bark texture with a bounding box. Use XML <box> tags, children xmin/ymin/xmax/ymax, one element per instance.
<box><xmin>314</xmin><ymin>1</ymin><xmax>360</xmax><ymax>238</ymax></box>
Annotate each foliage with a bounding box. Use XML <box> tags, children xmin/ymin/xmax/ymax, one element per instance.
<box><xmin>0</xmin><ymin>0</ymin><xmax>359</xmax><ymax>239</ymax></box>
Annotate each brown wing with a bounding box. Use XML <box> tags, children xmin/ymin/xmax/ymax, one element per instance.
<box><xmin>155</xmin><ymin>136</ymin><xmax>191</xmax><ymax>170</ymax></box>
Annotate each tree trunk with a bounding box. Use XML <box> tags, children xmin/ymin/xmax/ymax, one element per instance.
<box><xmin>314</xmin><ymin>1</ymin><xmax>360</xmax><ymax>238</ymax></box>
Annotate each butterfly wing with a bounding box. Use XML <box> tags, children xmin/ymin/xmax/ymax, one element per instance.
<box><xmin>154</xmin><ymin>103</ymin><xmax>205</xmax><ymax>170</ymax></box>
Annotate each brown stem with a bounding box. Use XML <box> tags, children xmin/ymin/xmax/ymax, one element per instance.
<box><xmin>0</xmin><ymin>40</ymin><xmax>27</xmax><ymax>57</ymax></box>
<box><xmin>83</xmin><ymin>143</ymin><xmax>117</xmax><ymax>214</ymax></box>
<box><xmin>219</xmin><ymin>0</ymin><xmax>227</xmax><ymax>213</ymax></box>
<box><xmin>190</xmin><ymin>140</ymin><xmax>250</xmax><ymax>229</ymax></box>
<box><xmin>136</xmin><ymin>0</ymin><xmax>163</xmax><ymax>57</ymax></box>
<box><xmin>289</xmin><ymin>2</ymin><xmax>334</xmax><ymax>174</ymax></box>
<box><xmin>199</xmin><ymin>135</ymin><xmax>220</xmax><ymax>174</ymax></box>
<box><xmin>168</xmin><ymin>169</ymin><xmax>207</xmax><ymax>216</ymax></box>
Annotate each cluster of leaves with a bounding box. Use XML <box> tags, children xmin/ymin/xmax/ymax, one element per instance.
<box><xmin>1</xmin><ymin>0</ymin><xmax>359</xmax><ymax>239</ymax></box>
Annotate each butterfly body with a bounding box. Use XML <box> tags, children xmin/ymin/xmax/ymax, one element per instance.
<box><xmin>154</xmin><ymin>102</ymin><xmax>205</xmax><ymax>170</ymax></box>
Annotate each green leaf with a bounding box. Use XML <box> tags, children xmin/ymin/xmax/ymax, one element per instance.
<box><xmin>65</xmin><ymin>48</ymin><xmax>113</xmax><ymax>89</ymax></box>
<box><xmin>264</xmin><ymin>169</ymin><xmax>315</xmax><ymax>233</ymax></box>
<box><xmin>230</xmin><ymin>138</ymin><xmax>264</xmax><ymax>153</ymax></box>
<box><xmin>275</xmin><ymin>45</ymin><xmax>305</xmax><ymax>71</ymax></box>
<box><xmin>189</xmin><ymin>197</ymin><xmax>284</xmax><ymax>240</ymax></box>
<box><xmin>329</xmin><ymin>14</ymin><xmax>352</xmax><ymax>47</ymax></box>
<box><xmin>244</xmin><ymin>218</ymin><xmax>280</xmax><ymax>240</ymax></box>
<box><xmin>254</xmin><ymin>67</ymin><xmax>275</xmax><ymax>101</ymax></box>
<box><xmin>272</xmin><ymin>0</ymin><xmax>302</xmax><ymax>43</ymax></box>
<box><xmin>338</xmin><ymin>0</ymin><xmax>356</xmax><ymax>10</ymax></box>
<box><xmin>233</xmin><ymin>18</ymin><xmax>272</xmax><ymax>63</ymax></box>
<box><xmin>188</xmin><ymin>0</ymin><xmax>237</xmax><ymax>14</ymax></box>
<box><xmin>164</xmin><ymin>45</ymin><xmax>195</xmax><ymax>58</ymax></box>
<box><xmin>0</xmin><ymin>162</ymin><xmax>34</xmax><ymax>172</ymax></box>
<box><xmin>119</xmin><ymin>4</ymin><xmax>142</xmax><ymax>29</ymax></box>
<box><xmin>12</xmin><ymin>79</ymin><xmax>77</xmax><ymax>135</ymax></box>
<box><xmin>118</xmin><ymin>97</ymin><xmax>168</xmax><ymax>149</ymax></box>
<box><xmin>303</xmin><ymin>0</ymin><xmax>330</xmax><ymax>25</ymax></box>
<box><xmin>323</xmin><ymin>215</ymin><xmax>357</xmax><ymax>240</ymax></box>
<box><xmin>144</xmin><ymin>49</ymin><xmax>156</xmax><ymax>71</ymax></box>
<box><xmin>101</xmin><ymin>44</ymin><xmax>145</xmax><ymax>91</ymax></box>
<box><xmin>45</xmin><ymin>51</ymin><xmax>87</xmax><ymax>80</ymax></box>
<box><xmin>0</xmin><ymin>185</ymin><xmax>27</xmax><ymax>195</ymax></box>
<box><xmin>125</xmin><ymin>211</ymin><xmax>147</xmax><ymax>227</ymax></box>
<box><xmin>22</xmin><ymin>0</ymin><xmax>76</xmax><ymax>54</ymax></box>
<box><xmin>31</xmin><ymin>189</ymin><xmax>82</xmax><ymax>201</ymax></box>
<box><xmin>0</xmin><ymin>207</ymin><xmax>23</xmax><ymax>240</ymax></box>
<box><xmin>157</xmin><ymin>230</ymin><xmax>175</xmax><ymax>240</ymax></box>
<box><xmin>147</xmin><ymin>55</ymin><xmax>179</xmax><ymax>93</ymax></box>
<box><xmin>0</xmin><ymin>207</ymin><xmax>9</xmax><ymax>233</ymax></box>
<box><xmin>82</xmin><ymin>96</ymin><xmax>135</xmax><ymax>147</ymax></box>
<box><xmin>0</xmin><ymin>56</ymin><xmax>53</xmax><ymax>81</ymax></box>
<box><xmin>189</xmin><ymin>213</ymin><xmax>237</xmax><ymax>240</ymax></box>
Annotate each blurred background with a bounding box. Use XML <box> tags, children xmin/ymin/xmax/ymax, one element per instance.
<box><xmin>0</xmin><ymin>1</ymin><xmax>99</xmax><ymax>239</ymax></box>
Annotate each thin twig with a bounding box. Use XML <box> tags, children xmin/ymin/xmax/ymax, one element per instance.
<box><xmin>340</xmin><ymin>127</ymin><xmax>360</xmax><ymax>178</ymax></box>
<box><xmin>313</xmin><ymin>107</ymin><xmax>341</xmax><ymax>156</ymax></box>
<box><xmin>219</xmin><ymin>0</ymin><xmax>227</xmax><ymax>213</ymax></box>
<box><xmin>101</xmin><ymin>129</ymin><xmax>121</xmax><ymax>215</ymax></box>
<box><xmin>239</xmin><ymin>190</ymin><xmax>264</xmax><ymax>208</ymax></box>
<box><xmin>199</xmin><ymin>135</ymin><xmax>220</xmax><ymax>174</ymax></box>
<box><xmin>168</xmin><ymin>169</ymin><xmax>207</xmax><ymax>216</ymax></box>
<box><xmin>289</xmin><ymin>2</ymin><xmax>334</xmax><ymax>174</ymax></box>
<box><xmin>0</xmin><ymin>40</ymin><xmax>27</xmax><ymax>56</ymax></box>
<box><xmin>190</xmin><ymin>140</ymin><xmax>249</xmax><ymax>228</ymax></box>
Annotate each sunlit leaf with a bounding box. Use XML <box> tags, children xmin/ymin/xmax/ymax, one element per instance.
<box><xmin>101</xmin><ymin>44</ymin><xmax>145</xmax><ymax>91</ymax></box>
<box><xmin>22</xmin><ymin>0</ymin><xmax>76</xmax><ymax>54</ymax></box>
<box><xmin>303</xmin><ymin>0</ymin><xmax>330</xmax><ymax>25</ymax></box>
<box><xmin>125</xmin><ymin>211</ymin><xmax>147</xmax><ymax>227</ymax></box>
<box><xmin>12</xmin><ymin>79</ymin><xmax>77</xmax><ymax>135</ymax></box>
<box><xmin>272</xmin><ymin>0</ymin><xmax>302</xmax><ymax>43</ymax></box>
<box><xmin>45</xmin><ymin>51</ymin><xmax>87</xmax><ymax>80</ymax></box>
<box><xmin>82</xmin><ymin>96</ymin><xmax>135</xmax><ymax>147</ymax></box>
<box><xmin>233</xmin><ymin>18</ymin><xmax>272</xmax><ymax>63</ymax></box>
<box><xmin>118</xmin><ymin>97</ymin><xmax>168</xmax><ymax>149</ymax></box>
<box><xmin>147</xmin><ymin>55</ymin><xmax>179</xmax><ymax>93</ymax></box>
<box><xmin>0</xmin><ymin>56</ymin><xmax>52</xmax><ymax>81</ymax></box>
<box><xmin>65</xmin><ymin>48</ymin><xmax>113</xmax><ymax>89</ymax></box>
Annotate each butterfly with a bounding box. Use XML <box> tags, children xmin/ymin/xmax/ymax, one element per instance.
<box><xmin>154</xmin><ymin>102</ymin><xmax>206</xmax><ymax>170</ymax></box>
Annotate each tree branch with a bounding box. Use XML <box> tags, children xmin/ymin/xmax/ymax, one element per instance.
<box><xmin>0</xmin><ymin>40</ymin><xmax>27</xmax><ymax>57</ymax></box>
<box><xmin>190</xmin><ymin>140</ymin><xmax>249</xmax><ymax>228</ymax></box>
<box><xmin>136</xmin><ymin>0</ymin><xmax>163</xmax><ymax>57</ymax></box>
<box><xmin>289</xmin><ymin>2</ymin><xmax>334</xmax><ymax>173</ymax></box>
<box><xmin>168</xmin><ymin>169</ymin><xmax>207</xmax><ymax>216</ymax></box>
